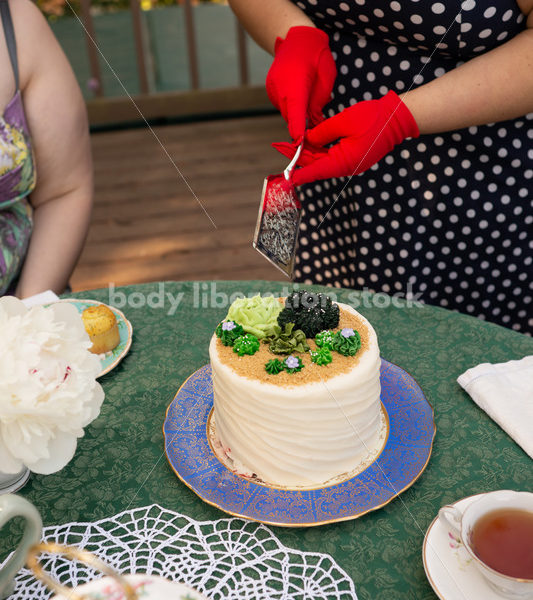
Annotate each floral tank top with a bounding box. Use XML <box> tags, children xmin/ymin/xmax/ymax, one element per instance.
<box><xmin>0</xmin><ymin>0</ymin><xmax>35</xmax><ymax>295</ymax></box>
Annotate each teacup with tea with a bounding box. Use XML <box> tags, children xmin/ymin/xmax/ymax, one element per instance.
<box><xmin>439</xmin><ymin>490</ymin><xmax>533</xmax><ymax>599</ymax></box>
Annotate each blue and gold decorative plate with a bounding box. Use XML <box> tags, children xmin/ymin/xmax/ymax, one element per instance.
<box><xmin>164</xmin><ymin>359</ymin><xmax>435</xmax><ymax>527</ymax></box>
<box><xmin>53</xmin><ymin>299</ymin><xmax>133</xmax><ymax>377</ymax></box>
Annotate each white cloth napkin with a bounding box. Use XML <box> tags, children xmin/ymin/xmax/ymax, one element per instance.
<box><xmin>457</xmin><ymin>355</ymin><xmax>533</xmax><ymax>459</ymax></box>
<box><xmin>21</xmin><ymin>290</ymin><xmax>59</xmax><ymax>308</ymax></box>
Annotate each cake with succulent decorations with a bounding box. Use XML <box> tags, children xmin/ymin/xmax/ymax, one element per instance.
<box><xmin>209</xmin><ymin>291</ymin><xmax>383</xmax><ymax>488</ymax></box>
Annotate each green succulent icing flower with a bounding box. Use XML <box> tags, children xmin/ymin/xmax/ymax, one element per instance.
<box><xmin>315</xmin><ymin>329</ymin><xmax>335</xmax><ymax>350</ymax></box>
<box><xmin>215</xmin><ymin>320</ymin><xmax>245</xmax><ymax>346</ymax></box>
<box><xmin>226</xmin><ymin>295</ymin><xmax>282</xmax><ymax>339</ymax></box>
<box><xmin>265</xmin><ymin>358</ymin><xmax>284</xmax><ymax>375</ymax></box>
<box><xmin>233</xmin><ymin>333</ymin><xmax>260</xmax><ymax>356</ymax></box>
<box><xmin>310</xmin><ymin>347</ymin><xmax>332</xmax><ymax>366</ymax></box>
<box><xmin>332</xmin><ymin>329</ymin><xmax>361</xmax><ymax>356</ymax></box>
<box><xmin>284</xmin><ymin>354</ymin><xmax>304</xmax><ymax>373</ymax></box>
<box><xmin>264</xmin><ymin>322</ymin><xmax>310</xmax><ymax>355</ymax></box>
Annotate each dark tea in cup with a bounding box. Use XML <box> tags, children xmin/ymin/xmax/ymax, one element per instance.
<box><xmin>439</xmin><ymin>491</ymin><xmax>533</xmax><ymax>598</ymax></box>
<box><xmin>470</xmin><ymin>508</ymin><xmax>533</xmax><ymax>579</ymax></box>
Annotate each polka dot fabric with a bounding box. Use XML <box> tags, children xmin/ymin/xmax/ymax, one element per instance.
<box><xmin>291</xmin><ymin>0</ymin><xmax>532</xmax><ymax>333</ymax></box>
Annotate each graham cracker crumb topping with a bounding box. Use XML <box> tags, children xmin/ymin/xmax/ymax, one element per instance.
<box><xmin>215</xmin><ymin>306</ymin><xmax>370</xmax><ymax>386</ymax></box>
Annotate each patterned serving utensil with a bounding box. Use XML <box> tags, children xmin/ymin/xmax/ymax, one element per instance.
<box><xmin>253</xmin><ymin>143</ymin><xmax>303</xmax><ymax>278</ymax></box>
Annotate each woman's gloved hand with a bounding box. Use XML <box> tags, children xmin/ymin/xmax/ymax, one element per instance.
<box><xmin>273</xmin><ymin>91</ymin><xmax>419</xmax><ymax>186</ymax></box>
<box><xmin>266</xmin><ymin>26</ymin><xmax>337</xmax><ymax>140</ymax></box>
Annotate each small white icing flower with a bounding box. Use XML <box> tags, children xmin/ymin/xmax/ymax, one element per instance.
<box><xmin>0</xmin><ymin>297</ymin><xmax>104</xmax><ymax>475</ymax></box>
<box><xmin>285</xmin><ymin>355</ymin><xmax>299</xmax><ymax>369</ymax></box>
<box><xmin>341</xmin><ymin>328</ymin><xmax>355</xmax><ymax>338</ymax></box>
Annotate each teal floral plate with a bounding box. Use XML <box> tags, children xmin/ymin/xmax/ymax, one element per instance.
<box><xmin>164</xmin><ymin>360</ymin><xmax>436</xmax><ymax>527</ymax></box>
<box><xmin>53</xmin><ymin>299</ymin><xmax>133</xmax><ymax>377</ymax></box>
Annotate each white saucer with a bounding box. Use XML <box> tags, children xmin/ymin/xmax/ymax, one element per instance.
<box><xmin>423</xmin><ymin>493</ymin><xmax>507</xmax><ymax>600</ymax></box>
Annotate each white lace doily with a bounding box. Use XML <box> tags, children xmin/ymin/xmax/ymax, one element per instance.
<box><xmin>6</xmin><ymin>504</ymin><xmax>357</xmax><ymax>599</ymax></box>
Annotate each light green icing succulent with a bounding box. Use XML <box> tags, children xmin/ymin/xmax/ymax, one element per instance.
<box><xmin>225</xmin><ymin>295</ymin><xmax>282</xmax><ymax>339</ymax></box>
<box><xmin>264</xmin><ymin>322</ymin><xmax>310</xmax><ymax>355</ymax></box>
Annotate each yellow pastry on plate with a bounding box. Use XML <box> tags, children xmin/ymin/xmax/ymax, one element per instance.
<box><xmin>81</xmin><ymin>304</ymin><xmax>120</xmax><ymax>354</ymax></box>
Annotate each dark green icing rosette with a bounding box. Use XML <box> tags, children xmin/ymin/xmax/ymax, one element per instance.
<box><xmin>277</xmin><ymin>290</ymin><xmax>340</xmax><ymax>337</ymax></box>
<box><xmin>233</xmin><ymin>333</ymin><xmax>260</xmax><ymax>356</ymax></box>
<box><xmin>265</xmin><ymin>358</ymin><xmax>284</xmax><ymax>375</ymax></box>
<box><xmin>332</xmin><ymin>328</ymin><xmax>361</xmax><ymax>357</ymax></box>
<box><xmin>315</xmin><ymin>329</ymin><xmax>335</xmax><ymax>350</ymax></box>
<box><xmin>264</xmin><ymin>322</ymin><xmax>310</xmax><ymax>355</ymax></box>
<box><xmin>215</xmin><ymin>320</ymin><xmax>245</xmax><ymax>346</ymax></box>
<box><xmin>283</xmin><ymin>355</ymin><xmax>304</xmax><ymax>373</ymax></box>
<box><xmin>310</xmin><ymin>347</ymin><xmax>333</xmax><ymax>366</ymax></box>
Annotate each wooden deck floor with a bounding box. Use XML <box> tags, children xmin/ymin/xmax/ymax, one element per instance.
<box><xmin>71</xmin><ymin>114</ymin><xmax>290</xmax><ymax>292</ymax></box>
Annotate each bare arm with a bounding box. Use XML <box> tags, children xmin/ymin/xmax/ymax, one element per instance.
<box><xmin>228</xmin><ymin>0</ymin><xmax>313</xmax><ymax>54</ymax></box>
<box><xmin>402</xmin><ymin>0</ymin><xmax>533</xmax><ymax>133</ymax></box>
<box><xmin>11</xmin><ymin>0</ymin><xmax>93</xmax><ymax>298</ymax></box>
<box><xmin>231</xmin><ymin>0</ymin><xmax>533</xmax><ymax>134</ymax></box>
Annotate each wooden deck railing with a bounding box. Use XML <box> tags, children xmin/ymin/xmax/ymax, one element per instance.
<box><xmin>76</xmin><ymin>0</ymin><xmax>269</xmax><ymax>127</ymax></box>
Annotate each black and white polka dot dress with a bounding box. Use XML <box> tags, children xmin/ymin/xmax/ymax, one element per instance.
<box><xmin>291</xmin><ymin>0</ymin><xmax>532</xmax><ymax>333</ymax></box>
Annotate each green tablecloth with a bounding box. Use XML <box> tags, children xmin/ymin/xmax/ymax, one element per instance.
<box><xmin>4</xmin><ymin>281</ymin><xmax>533</xmax><ymax>599</ymax></box>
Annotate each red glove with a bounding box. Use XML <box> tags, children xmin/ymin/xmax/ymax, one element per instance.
<box><xmin>266</xmin><ymin>26</ymin><xmax>336</xmax><ymax>140</ymax></box>
<box><xmin>273</xmin><ymin>91</ymin><xmax>419</xmax><ymax>187</ymax></box>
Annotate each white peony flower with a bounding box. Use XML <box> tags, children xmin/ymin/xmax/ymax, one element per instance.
<box><xmin>0</xmin><ymin>297</ymin><xmax>105</xmax><ymax>475</ymax></box>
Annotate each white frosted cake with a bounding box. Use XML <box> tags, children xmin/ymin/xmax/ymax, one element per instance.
<box><xmin>209</xmin><ymin>292</ymin><xmax>382</xmax><ymax>488</ymax></box>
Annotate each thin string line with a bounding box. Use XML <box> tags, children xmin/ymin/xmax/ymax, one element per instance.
<box><xmin>124</xmin><ymin>382</ymin><xmax>212</xmax><ymax>510</ymax></box>
<box><xmin>320</xmin><ymin>375</ymin><xmax>468</xmax><ymax>600</ymax></box>
<box><xmin>317</xmin><ymin>9</ymin><xmax>463</xmax><ymax>229</ymax></box>
<box><xmin>63</xmin><ymin>0</ymin><xmax>217</xmax><ymax>230</ymax></box>
<box><xmin>46</xmin><ymin>382</ymin><xmax>212</xmax><ymax>599</ymax></box>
